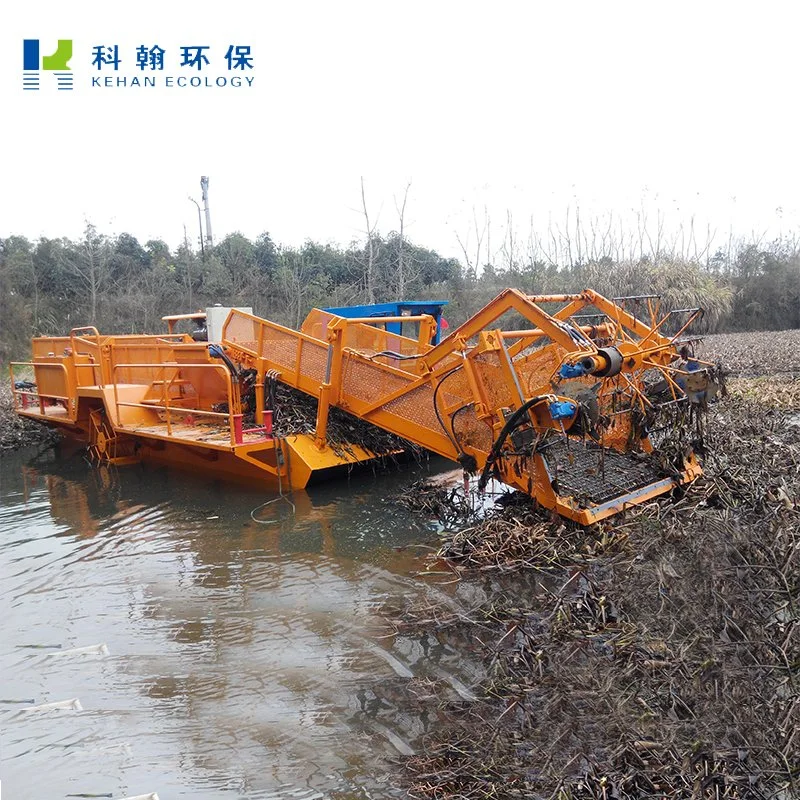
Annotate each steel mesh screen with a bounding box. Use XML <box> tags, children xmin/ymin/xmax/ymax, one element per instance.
<box><xmin>260</xmin><ymin>329</ymin><xmax>300</xmax><ymax>371</ymax></box>
<box><xmin>452</xmin><ymin>406</ymin><xmax>493</xmax><ymax>451</ymax></box>
<box><xmin>298</xmin><ymin>340</ymin><xmax>328</xmax><ymax>383</ymax></box>
<box><xmin>473</xmin><ymin>353</ymin><xmax>514</xmax><ymax>409</ymax></box>
<box><xmin>341</xmin><ymin>356</ymin><xmax>413</xmax><ymax>405</ymax></box>
<box><xmin>223</xmin><ymin>313</ymin><xmax>259</xmax><ymax>352</ymax></box>
<box><xmin>514</xmin><ymin>349</ymin><xmax>560</xmax><ymax>395</ymax></box>
<box><xmin>382</xmin><ymin>385</ymin><xmax>442</xmax><ymax>432</ymax></box>
<box><xmin>343</xmin><ymin>323</ymin><xmax>424</xmax><ymax>357</ymax></box>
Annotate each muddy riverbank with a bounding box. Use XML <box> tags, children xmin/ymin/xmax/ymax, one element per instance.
<box><xmin>0</xmin><ymin>385</ymin><xmax>61</xmax><ymax>452</ymax></box>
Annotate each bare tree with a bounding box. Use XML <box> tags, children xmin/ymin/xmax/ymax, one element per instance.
<box><xmin>455</xmin><ymin>206</ymin><xmax>490</xmax><ymax>277</ymax></box>
<box><xmin>182</xmin><ymin>226</ymin><xmax>193</xmax><ymax>311</ymax></box>
<box><xmin>359</xmin><ymin>177</ymin><xmax>380</xmax><ymax>303</ymax></box>
<box><xmin>62</xmin><ymin>222</ymin><xmax>111</xmax><ymax>325</ymax></box>
<box><xmin>394</xmin><ymin>181</ymin><xmax>412</xmax><ymax>298</ymax></box>
<box><xmin>276</xmin><ymin>250</ymin><xmax>332</xmax><ymax>329</ymax></box>
<box><xmin>501</xmin><ymin>209</ymin><xmax>520</xmax><ymax>272</ymax></box>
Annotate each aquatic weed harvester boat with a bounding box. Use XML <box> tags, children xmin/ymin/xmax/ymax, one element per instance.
<box><xmin>10</xmin><ymin>289</ymin><xmax>722</xmax><ymax>524</ymax></box>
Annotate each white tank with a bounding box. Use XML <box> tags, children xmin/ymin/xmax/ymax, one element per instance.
<box><xmin>205</xmin><ymin>305</ymin><xmax>252</xmax><ymax>343</ymax></box>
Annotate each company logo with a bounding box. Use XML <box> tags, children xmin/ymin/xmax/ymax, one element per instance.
<box><xmin>21</xmin><ymin>40</ymin><xmax>255</xmax><ymax>93</ymax></box>
<box><xmin>23</xmin><ymin>39</ymin><xmax>73</xmax><ymax>91</ymax></box>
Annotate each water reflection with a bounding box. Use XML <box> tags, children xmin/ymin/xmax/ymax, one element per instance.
<box><xmin>0</xmin><ymin>446</ymin><xmax>484</xmax><ymax>799</ymax></box>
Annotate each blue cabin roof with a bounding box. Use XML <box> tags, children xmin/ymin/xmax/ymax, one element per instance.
<box><xmin>322</xmin><ymin>301</ymin><xmax>449</xmax><ymax>344</ymax></box>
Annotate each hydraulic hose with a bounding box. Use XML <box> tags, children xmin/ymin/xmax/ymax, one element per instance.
<box><xmin>208</xmin><ymin>344</ymin><xmax>240</xmax><ymax>378</ymax></box>
<box><xmin>367</xmin><ymin>350</ymin><xmax>427</xmax><ymax>361</ymax></box>
<box><xmin>477</xmin><ymin>395</ymin><xmax>549</xmax><ymax>492</ymax></box>
<box><xmin>432</xmin><ymin>365</ymin><xmax>465</xmax><ymax>454</ymax></box>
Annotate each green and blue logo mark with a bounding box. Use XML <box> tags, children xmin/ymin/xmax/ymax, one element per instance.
<box><xmin>23</xmin><ymin>39</ymin><xmax>73</xmax><ymax>91</ymax></box>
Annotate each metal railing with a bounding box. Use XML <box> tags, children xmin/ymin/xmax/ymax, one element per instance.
<box><xmin>111</xmin><ymin>362</ymin><xmax>239</xmax><ymax>446</ymax></box>
<box><xmin>9</xmin><ymin>361</ymin><xmax>73</xmax><ymax>419</ymax></box>
<box><xmin>69</xmin><ymin>327</ymin><xmax>105</xmax><ymax>387</ymax></box>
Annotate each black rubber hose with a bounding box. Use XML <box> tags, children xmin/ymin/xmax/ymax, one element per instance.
<box><xmin>450</xmin><ymin>402</ymin><xmax>479</xmax><ymax>473</ymax></box>
<box><xmin>208</xmin><ymin>344</ymin><xmax>240</xmax><ymax>378</ymax></box>
<box><xmin>477</xmin><ymin>395</ymin><xmax>549</xmax><ymax>492</ymax></box>
<box><xmin>432</xmin><ymin>365</ymin><xmax>466</xmax><ymax>455</ymax></box>
<box><xmin>450</xmin><ymin>402</ymin><xmax>475</xmax><ymax>448</ymax></box>
<box><xmin>368</xmin><ymin>350</ymin><xmax>427</xmax><ymax>361</ymax></box>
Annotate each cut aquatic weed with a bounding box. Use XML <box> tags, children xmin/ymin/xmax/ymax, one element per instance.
<box><xmin>395</xmin><ymin>334</ymin><xmax>799</xmax><ymax>799</ymax></box>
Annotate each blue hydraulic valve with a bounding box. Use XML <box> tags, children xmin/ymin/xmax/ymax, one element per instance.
<box><xmin>558</xmin><ymin>362</ymin><xmax>589</xmax><ymax>379</ymax></box>
<box><xmin>549</xmin><ymin>400</ymin><xmax>577</xmax><ymax>420</ymax></box>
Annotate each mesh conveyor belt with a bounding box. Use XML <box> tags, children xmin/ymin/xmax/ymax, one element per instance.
<box><xmin>541</xmin><ymin>439</ymin><xmax>669</xmax><ymax>506</ymax></box>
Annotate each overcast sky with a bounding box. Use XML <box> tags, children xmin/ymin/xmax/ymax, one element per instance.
<box><xmin>2</xmin><ymin>1</ymin><xmax>799</xmax><ymax>262</ymax></box>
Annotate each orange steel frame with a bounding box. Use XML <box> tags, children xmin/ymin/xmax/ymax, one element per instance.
<box><xmin>11</xmin><ymin>289</ymin><xmax>708</xmax><ymax>525</ymax></box>
<box><xmin>10</xmin><ymin>325</ymin><xmax>386</xmax><ymax>493</ymax></box>
<box><xmin>219</xmin><ymin>288</ymin><xmax>708</xmax><ymax>524</ymax></box>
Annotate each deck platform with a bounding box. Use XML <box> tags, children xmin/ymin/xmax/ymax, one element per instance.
<box><xmin>124</xmin><ymin>422</ymin><xmax>272</xmax><ymax>449</ymax></box>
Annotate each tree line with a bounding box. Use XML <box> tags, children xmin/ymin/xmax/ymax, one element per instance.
<box><xmin>1</xmin><ymin>219</ymin><xmax>799</xmax><ymax>361</ymax></box>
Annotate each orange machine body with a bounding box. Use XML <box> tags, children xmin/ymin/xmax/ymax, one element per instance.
<box><xmin>11</xmin><ymin>290</ymin><xmax>715</xmax><ymax>524</ymax></box>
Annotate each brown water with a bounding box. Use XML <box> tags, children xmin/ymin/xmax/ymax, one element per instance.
<box><xmin>0</xmin><ymin>445</ymin><xmax>485</xmax><ymax>800</ymax></box>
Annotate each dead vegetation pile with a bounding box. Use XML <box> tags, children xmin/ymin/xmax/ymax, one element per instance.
<box><xmin>396</xmin><ymin>370</ymin><xmax>798</xmax><ymax>798</ymax></box>
<box><xmin>700</xmin><ymin>329</ymin><xmax>800</xmax><ymax>377</ymax></box>
<box><xmin>0</xmin><ymin>386</ymin><xmax>61</xmax><ymax>453</ymax></box>
<box><xmin>396</xmin><ymin>478</ymin><xmax>484</xmax><ymax>528</ymax></box>
<box><xmin>270</xmin><ymin>382</ymin><xmax>422</xmax><ymax>462</ymax></box>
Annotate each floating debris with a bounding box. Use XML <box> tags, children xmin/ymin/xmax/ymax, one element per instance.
<box><xmin>21</xmin><ymin>697</ymin><xmax>83</xmax><ymax>713</ymax></box>
<box><xmin>66</xmin><ymin>794</ymin><xmax>113</xmax><ymax>799</ymax></box>
<box><xmin>47</xmin><ymin>643</ymin><xmax>110</xmax><ymax>658</ymax></box>
<box><xmin>700</xmin><ymin>328</ymin><xmax>800</xmax><ymax>377</ymax></box>
<box><xmin>115</xmin><ymin>795</ymin><xmax>160</xmax><ymax>800</ymax></box>
<box><xmin>396</xmin><ymin>478</ymin><xmax>477</xmax><ymax>526</ymax></box>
